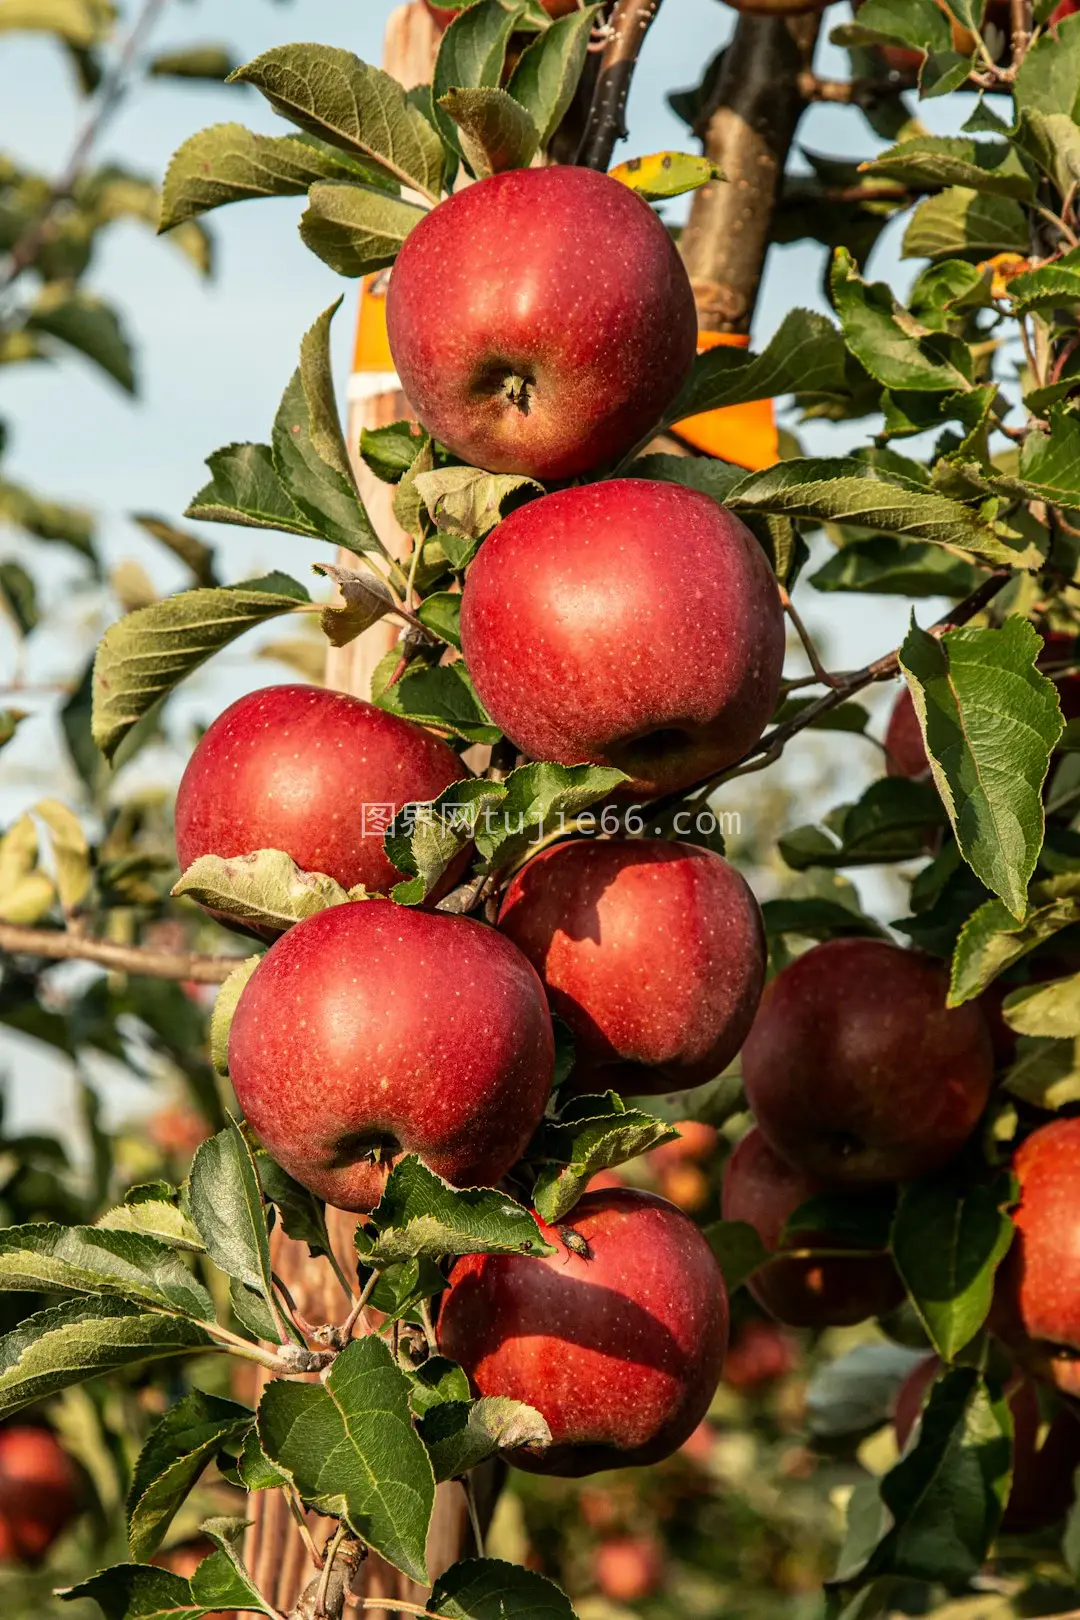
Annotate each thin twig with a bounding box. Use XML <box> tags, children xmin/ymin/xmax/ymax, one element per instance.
<box><xmin>285</xmin><ymin>1486</ymin><xmax>325</xmax><ymax>1572</ymax></box>
<box><xmin>0</xmin><ymin>921</ymin><xmax>245</xmax><ymax>983</ymax></box>
<box><xmin>344</xmin><ymin>1601</ymin><xmax>452</xmax><ymax>1620</ymax></box>
<box><xmin>418</xmin><ymin>1298</ymin><xmax>438</xmax><ymax>1357</ymax></box>
<box><xmin>577</xmin><ymin>0</ymin><xmax>664</xmax><ymax>171</ymax></box>
<box><xmin>314</xmin><ymin>1522</ymin><xmax>348</xmax><ymax>1619</ymax></box>
<box><xmin>780</xmin><ymin>587</ymin><xmax>846</xmax><ymax>689</ymax></box>
<box><xmin>340</xmin><ymin>1270</ymin><xmax>380</xmax><ymax>1344</ymax></box>
<box><xmin>203</xmin><ymin>1320</ymin><xmax>295</xmax><ymax>1373</ymax></box>
<box><xmin>0</xmin><ymin>0</ymin><xmax>169</xmax><ymax>295</ymax></box>
<box><xmin>464</xmin><ymin>1476</ymin><xmax>485</xmax><ymax>1559</ymax></box>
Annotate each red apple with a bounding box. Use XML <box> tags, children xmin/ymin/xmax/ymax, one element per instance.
<box><xmin>461</xmin><ymin>480</ymin><xmax>785</xmax><ymax>798</ymax></box>
<box><xmin>594</xmin><ymin>1536</ymin><xmax>665</xmax><ymax>1603</ymax></box>
<box><xmin>496</xmin><ymin>839</ymin><xmax>766</xmax><ymax>1094</ymax></box>
<box><xmin>175</xmin><ymin>686</ymin><xmax>470</xmax><ymax>923</ymax></box>
<box><xmin>740</xmin><ymin>939</ymin><xmax>993</xmax><ymax>1184</ymax></box>
<box><xmin>894</xmin><ymin>1355</ymin><xmax>1080</xmax><ymax>1533</ymax></box>
<box><xmin>884</xmin><ymin>687</ymin><xmax>929</xmax><ymax>779</ymax></box>
<box><xmin>229</xmin><ymin>899</ymin><xmax>554</xmax><ymax>1211</ymax></box>
<box><xmin>648</xmin><ymin>1119</ymin><xmax>718</xmax><ymax>1169</ymax></box>
<box><xmin>1052</xmin><ymin>0</ymin><xmax>1080</xmax><ymax>26</ymax></box>
<box><xmin>721</xmin><ymin>1127</ymin><xmax>904</xmax><ymax>1328</ymax></box>
<box><xmin>0</xmin><ymin>1426</ymin><xmax>79</xmax><ymax>1565</ymax></box>
<box><xmin>722</xmin><ymin>1319</ymin><xmax>799</xmax><ymax>1392</ymax></box>
<box><xmin>385</xmin><ymin>168</ymin><xmax>697</xmax><ymax>481</ymax></box>
<box><xmin>435</xmin><ymin>1187</ymin><xmax>729</xmax><ymax>1475</ymax></box>
<box><xmin>993</xmin><ymin>1117</ymin><xmax>1080</xmax><ymax>1400</ymax></box>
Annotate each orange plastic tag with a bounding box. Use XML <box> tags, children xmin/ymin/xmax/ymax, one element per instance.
<box><xmin>352</xmin><ymin>271</ymin><xmax>395</xmax><ymax>374</ymax></box>
<box><xmin>673</xmin><ymin>332</ymin><xmax>779</xmax><ymax>472</ymax></box>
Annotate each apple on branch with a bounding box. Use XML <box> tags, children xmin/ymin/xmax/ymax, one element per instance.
<box><xmin>436</xmin><ymin>1187</ymin><xmax>729</xmax><ymax>1475</ymax></box>
<box><xmin>461</xmin><ymin>480</ymin><xmax>786</xmax><ymax>798</ymax></box>
<box><xmin>228</xmin><ymin>899</ymin><xmax>554</xmax><ymax>1212</ymax></box>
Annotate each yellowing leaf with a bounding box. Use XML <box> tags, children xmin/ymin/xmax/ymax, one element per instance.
<box><xmin>609</xmin><ymin>151</ymin><xmax>722</xmax><ymax>202</ymax></box>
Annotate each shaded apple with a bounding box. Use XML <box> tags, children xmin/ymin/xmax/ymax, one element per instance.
<box><xmin>436</xmin><ymin>1187</ymin><xmax>729</xmax><ymax>1475</ymax></box>
<box><xmin>993</xmin><ymin>1117</ymin><xmax>1080</xmax><ymax>1399</ymax></box>
<box><xmin>884</xmin><ymin>687</ymin><xmax>929</xmax><ymax>780</ymax></box>
<box><xmin>0</xmin><ymin>1426</ymin><xmax>79</xmax><ymax>1565</ymax></box>
<box><xmin>175</xmin><ymin>686</ymin><xmax>470</xmax><ymax>924</ymax></box>
<box><xmin>386</xmin><ymin>168</ymin><xmax>697</xmax><ymax>481</ymax></box>
<box><xmin>721</xmin><ymin>1127</ymin><xmax>904</xmax><ymax>1328</ymax></box>
<box><xmin>461</xmin><ymin>481</ymin><xmax>785</xmax><ymax>798</ymax></box>
<box><xmin>894</xmin><ymin>1354</ymin><xmax>1080</xmax><ymax>1533</ymax></box>
<box><xmin>497</xmin><ymin>838</ymin><xmax>766</xmax><ymax>1094</ymax></box>
<box><xmin>594</xmin><ymin>1536</ymin><xmax>665</xmax><ymax>1602</ymax></box>
<box><xmin>740</xmin><ymin>939</ymin><xmax>993</xmax><ymax>1183</ymax></box>
<box><xmin>229</xmin><ymin>899</ymin><xmax>554</xmax><ymax>1211</ymax></box>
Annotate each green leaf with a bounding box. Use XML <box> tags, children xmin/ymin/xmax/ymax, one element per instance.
<box><xmin>191</xmin><ymin>1516</ymin><xmax>278</xmax><ymax>1617</ymax></box>
<box><xmin>609</xmin><ymin>150</ymin><xmax>722</xmax><ymax>202</ymax></box>
<box><xmin>96</xmin><ymin>1191</ymin><xmax>204</xmax><ymax>1255</ymax></box>
<box><xmin>1003</xmin><ymin>971</ymin><xmax>1080</xmax><ymax>1037</ymax></box>
<box><xmin>407</xmin><ymin>1356</ymin><xmax>472</xmax><ymax>1417</ymax></box>
<box><xmin>27</xmin><ymin>286</ymin><xmax>135</xmax><ymax>392</ymax></box>
<box><xmin>475</xmin><ymin>761</ymin><xmax>629</xmax><ymax>872</ymax></box>
<box><xmin>429</xmin><ymin>1558</ymin><xmax>577</xmax><ymax>1620</ymax></box>
<box><xmin>383</xmin><ymin>777</ymin><xmax>502</xmax><ymax>905</ymax></box>
<box><xmin>60</xmin><ymin>1564</ymin><xmax>205</xmax><ymax>1619</ymax></box>
<box><xmin>230</xmin><ymin>44</ymin><xmax>444</xmax><ymax>202</ymax></box>
<box><xmin>208</xmin><ymin>956</ymin><xmax>261</xmax><ymax>1078</ymax></box>
<box><xmin>0</xmin><ymin>0</ymin><xmax>112</xmax><ymax>48</ymax></box>
<box><xmin>313</xmin><ymin>559</ymin><xmax>396</xmax><ymax>648</ymax></box>
<box><xmin>505</xmin><ymin>5</ymin><xmax>599</xmax><ymax>145</ymax></box>
<box><xmin>237</xmin><ymin>1425</ymin><xmax>290</xmax><ymax>1492</ymax></box>
<box><xmin>438</xmin><ymin>87</ymin><xmax>538</xmax><ymax>178</ymax></box>
<box><xmin>831</xmin><ymin>247</ymin><xmax>973</xmax><ymax>394</ymax></box>
<box><xmin>531</xmin><ymin>1094</ymin><xmax>678</xmax><ymax>1224</ymax></box>
<box><xmin>362</xmin><ymin>1156</ymin><xmax>554</xmax><ymax>1266</ymax></box>
<box><xmin>760</xmin><ymin>896</ymin><xmax>886</xmax><ymax>942</ymax></box>
<box><xmin>950</xmin><ymin>882</ymin><xmax>1080</xmax><ymax>1003</ymax></box>
<box><xmin>861</xmin><ymin>136</ymin><xmax>1034</xmax><ymax>199</ymax></box>
<box><xmin>413</xmin><ymin>465</ymin><xmax>541</xmax><ymax>554</ymax></box>
<box><xmin>1018</xmin><ymin>407</ymin><xmax>1080</xmax><ymax>506</ymax></box>
<box><xmin>831</xmin><ymin>0</ymin><xmax>951</xmax><ymax>55</ymax></box>
<box><xmin>366</xmin><ymin>1256</ymin><xmax>448</xmax><ymax>1325</ymax></box>
<box><xmin>0</xmin><ymin>708</ymin><xmax>27</xmax><ymax>749</ymax></box>
<box><xmin>811</xmin><ymin>534</ymin><xmax>983</xmax><ymax>599</ymax></box>
<box><xmin>1003</xmin><ymin>1034</ymin><xmax>1080</xmax><ymax>1109</ymax></box>
<box><xmin>92</xmin><ymin>577</ymin><xmax>308</xmax><ymax>761</ymax></box>
<box><xmin>807</xmin><ymin>1344</ymin><xmax>930</xmax><ymax>1441</ymax></box>
<box><xmin>1008</xmin><ymin>245</ymin><xmax>1080</xmax><ymax>317</ymax></box>
<box><xmin>0</xmin><ymin>559</ymin><xmax>37</xmax><ymax>635</ymax></box>
<box><xmin>376</xmin><ymin>661</ymin><xmax>499</xmax><ymax>744</ymax></box>
<box><xmin>1014</xmin><ymin>7</ymin><xmax>1080</xmax><ymax>121</ymax></box>
<box><xmin>664</xmin><ymin>308</ymin><xmax>847</xmax><ymax>426</ymax></box>
<box><xmin>0</xmin><ymin>1298</ymin><xmax>214</xmax><ymax>1419</ymax></box>
<box><xmin>0</xmin><ymin>1223</ymin><xmax>215</xmax><ymax>1320</ymax></box>
<box><xmin>174</xmin><ymin>849</ymin><xmax>353</xmax><ymax>935</ymax></box>
<box><xmin>186</xmin><ymin>442</ymin><xmax>317</xmax><ymax>538</ymax></box>
<box><xmin>891</xmin><ymin>1173</ymin><xmax>1015</xmax><ymax>1362</ymax></box>
<box><xmin>902</xmin><ymin>189</ymin><xmax>1029</xmax><ymax>261</ymax></box>
<box><xmin>127</xmin><ymin>1392</ymin><xmax>253</xmax><ymax>1560</ymax></box>
<box><xmin>257</xmin><ymin>1336</ymin><xmax>435</xmax><ymax>1583</ymax></box>
<box><xmin>186</xmin><ymin>1122</ymin><xmax>276</xmax><ymax>1320</ymax></box>
<box><xmin>727</xmin><ymin>458</ymin><xmax>1022</xmax><ymax>568</ymax></box>
<box><xmin>0</xmin><ymin>473</ymin><xmax>96</xmax><ymax>562</ymax></box>
<box><xmin>432</xmin><ymin>0</ymin><xmax>523</xmax><ymax>160</ymax></box>
<box><xmin>779</xmin><ymin>777</ymin><xmax>946</xmax><ymax>873</ymax></box>
<box><xmin>865</xmin><ymin>1369</ymin><xmax>1011</xmax><ymax>1584</ymax></box>
<box><xmin>148</xmin><ymin>45</ymin><xmax>236</xmax><ymax>81</ymax></box>
<box><xmin>35</xmin><ymin>796</ymin><xmax>91</xmax><ymax>912</ymax></box>
<box><xmin>899</xmin><ymin>617</ymin><xmax>1063</xmax><ymax>919</ymax></box>
<box><xmin>300</xmin><ymin>182</ymin><xmax>426</xmax><ymax>275</ymax></box>
<box><xmin>704</xmin><ymin>1219</ymin><xmax>770</xmax><ymax>1293</ymax></box>
<box><xmin>415</xmin><ymin>591</ymin><xmax>462</xmax><ymax>649</ymax></box>
<box><xmin>360</xmin><ymin>420</ymin><xmax>429</xmax><ymax>484</ymax></box>
<box><xmin>420</xmin><ymin>1397</ymin><xmax>551</xmax><ymax>1482</ymax></box>
<box><xmin>1014</xmin><ymin>111</ymin><xmax>1080</xmax><ymax>212</ymax></box>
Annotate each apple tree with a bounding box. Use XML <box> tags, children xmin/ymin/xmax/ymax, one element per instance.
<box><xmin>4</xmin><ymin>2</ymin><xmax>1080</xmax><ymax>1619</ymax></box>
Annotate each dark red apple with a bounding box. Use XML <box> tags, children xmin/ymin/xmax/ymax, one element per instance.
<box><xmin>993</xmin><ymin>1117</ymin><xmax>1080</xmax><ymax>1399</ymax></box>
<box><xmin>461</xmin><ymin>480</ymin><xmax>785</xmax><ymax>798</ymax></box>
<box><xmin>386</xmin><ymin>168</ymin><xmax>697</xmax><ymax>481</ymax></box>
<box><xmin>594</xmin><ymin>1537</ymin><xmax>665</xmax><ymax>1602</ymax></box>
<box><xmin>721</xmin><ymin>1127</ymin><xmax>904</xmax><ymax>1328</ymax></box>
<box><xmin>175</xmin><ymin>686</ymin><xmax>470</xmax><ymax>918</ymax></box>
<box><xmin>722</xmin><ymin>1319</ymin><xmax>799</xmax><ymax>1391</ymax></box>
<box><xmin>894</xmin><ymin>1355</ymin><xmax>1080</xmax><ymax>1533</ymax></box>
<box><xmin>884</xmin><ymin>687</ymin><xmax>929</xmax><ymax>779</ymax></box>
<box><xmin>0</xmin><ymin>1426</ymin><xmax>79</xmax><ymax>1565</ymax></box>
<box><xmin>435</xmin><ymin>1187</ymin><xmax>729</xmax><ymax>1475</ymax></box>
<box><xmin>229</xmin><ymin>899</ymin><xmax>554</xmax><ymax>1211</ymax></box>
<box><xmin>496</xmin><ymin>839</ymin><xmax>766</xmax><ymax>1094</ymax></box>
<box><xmin>740</xmin><ymin>939</ymin><xmax>993</xmax><ymax>1184</ymax></box>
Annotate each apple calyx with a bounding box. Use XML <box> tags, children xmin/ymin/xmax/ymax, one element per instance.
<box><xmin>502</xmin><ymin>371</ymin><xmax>534</xmax><ymax>413</ymax></box>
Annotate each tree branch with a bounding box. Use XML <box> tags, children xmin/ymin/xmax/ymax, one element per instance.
<box><xmin>0</xmin><ymin>922</ymin><xmax>244</xmax><ymax>983</ymax></box>
<box><xmin>678</xmin><ymin>11</ymin><xmax>822</xmax><ymax>333</ymax></box>
<box><xmin>577</xmin><ymin>0</ymin><xmax>665</xmax><ymax>171</ymax></box>
<box><xmin>0</xmin><ymin>0</ymin><xmax>168</xmax><ymax>295</ymax></box>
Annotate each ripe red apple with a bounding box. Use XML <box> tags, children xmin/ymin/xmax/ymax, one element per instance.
<box><xmin>175</xmin><ymin>686</ymin><xmax>470</xmax><ymax>922</ymax></box>
<box><xmin>386</xmin><ymin>168</ymin><xmax>697</xmax><ymax>481</ymax></box>
<box><xmin>894</xmin><ymin>1355</ymin><xmax>1080</xmax><ymax>1533</ymax></box>
<box><xmin>435</xmin><ymin>1187</ymin><xmax>729</xmax><ymax>1475</ymax></box>
<box><xmin>1052</xmin><ymin>0</ymin><xmax>1080</xmax><ymax>26</ymax></box>
<box><xmin>461</xmin><ymin>481</ymin><xmax>785</xmax><ymax>797</ymax></box>
<box><xmin>593</xmin><ymin>1536</ymin><xmax>665</xmax><ymax>1603</ymax></box>
<box><xmin>993</xmin><ymin>1117</ymin><xmax>1080</xmax><ymax>1399</ymax></box>
<box><xmin>0</xmin><ymin>1426</ymin><xmax>79</xmax><ymax>1565</ymax></box>
<box><xmin>721</xmin><ymin>1127</ymin><xmax>904</xmax><ymax>1328</ymax></box>
<box><xmin>884</xmin><ymin>687</ymin><xmax>929</xmax><ymax>780</ymax></box>
<box><xmin>648</xmin><ymin>1119</ymin><xmax>719</xmax><ymax>1169</ymax></box>
<box><xmin>229</xmin><ymin>899</ymin><xmax>554</xmax><ymax>1211</ymax></box>
<box><xmin>722</xmin><ymin>1319</ymin><xmax>799</xmax><ymax>1392</ymax></box>
<box><xmin>496</xmin><ymin>839</ymin><xmax>766</xmax><ymax>1094</ymax></box>
<box><xmin>740</xmin><ymin>939</ymin><xmax>993</xmax><ymax>1184</ymax></box>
